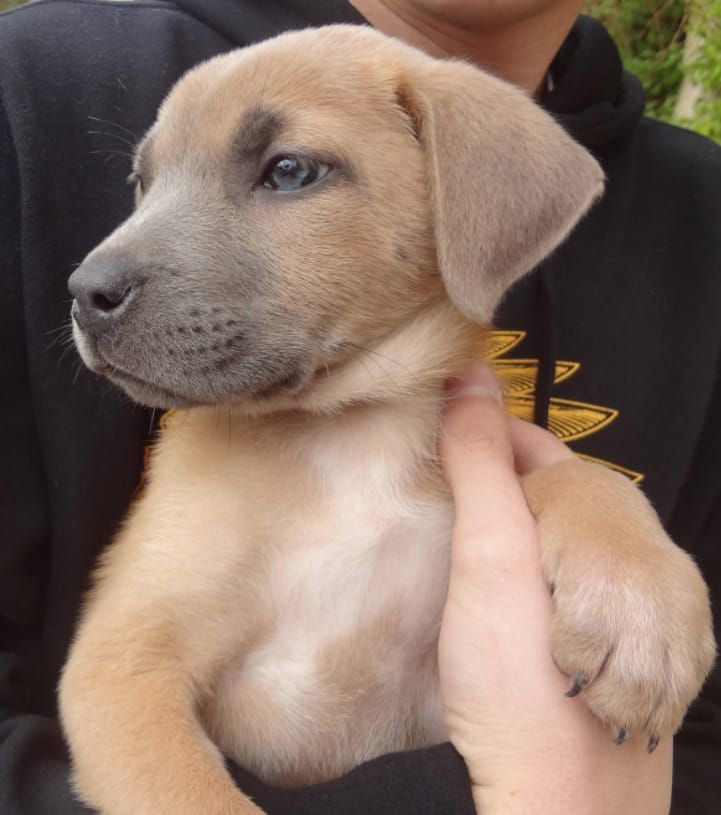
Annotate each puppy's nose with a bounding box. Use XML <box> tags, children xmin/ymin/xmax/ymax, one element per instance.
<box><xmin>69</xmin><ymin>254</ymin><xmax>138</xmax><ymax>330</ymax></box>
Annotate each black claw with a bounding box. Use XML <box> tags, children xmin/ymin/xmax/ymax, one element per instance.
<box><xmin>613</xmin><ymin>727</ymin><xmax>630</xmax><ymax>745</ymax></box>
<box><xmin>565</xmin><ymin>671</ymin><xmax>590</xmax><ymax>698</ymax></box>
<box><xmin>647</xmin><ymin>734</ymin><xmax>660</xmax><ymax>753</ymax></box>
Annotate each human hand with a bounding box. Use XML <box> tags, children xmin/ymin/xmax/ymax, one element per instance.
<box><xmin>438</xmin><ymin>363</ymin><xmax>672</xmax><ymax>815</ymax></box>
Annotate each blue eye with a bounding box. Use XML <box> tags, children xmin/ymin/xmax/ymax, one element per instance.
<box><xmin>262</xmin><ymin>155</ymin><xmax>330</xmax><ymax>191</ymax></box>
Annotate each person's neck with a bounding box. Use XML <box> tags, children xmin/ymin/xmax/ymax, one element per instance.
<box><xmin>347</xmin><ymin>0</ymin><xmax>580</xmax><ymax>96</ymax></box>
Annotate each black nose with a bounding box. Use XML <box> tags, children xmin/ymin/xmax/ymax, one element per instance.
<box><xmin>68</xmin><ymin>254</ymin><xmax>138</xmax><ymax>330</ymax></box>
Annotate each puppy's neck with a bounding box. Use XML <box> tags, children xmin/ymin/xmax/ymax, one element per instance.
<box><xmin>224</xmin><ymin>300</ymin><xmax>484</xmax><ymax>503</ymax></box>
<box><xmin>240</xmin><ymin>300</ymin><xmax>488</xmax><ymax>418</ymax></box>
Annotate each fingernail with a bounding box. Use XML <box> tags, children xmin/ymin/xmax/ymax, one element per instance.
<box><xmin>445</xmin><ymin>363</ymin><xmax>501</xmax><ymax>401</ymax></box>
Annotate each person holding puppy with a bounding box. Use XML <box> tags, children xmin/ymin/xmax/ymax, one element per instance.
<box><xmin>0</xmin><ymin>1</ymin><xmax>718</xmax><ymax>814</ymax></box>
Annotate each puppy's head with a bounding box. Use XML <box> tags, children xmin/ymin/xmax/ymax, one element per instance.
<box><xmin>69</xmin><ymin>25</ymin><xmax>603</xmax><ymax>411</ymax></box>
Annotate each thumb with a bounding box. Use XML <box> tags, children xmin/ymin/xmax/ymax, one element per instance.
<box><xmin>441</xmin><ymin>363</ymin><xmax>528</xmax><ymax>543</ymax></box>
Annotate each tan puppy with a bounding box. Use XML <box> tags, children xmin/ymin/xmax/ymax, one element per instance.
<box><xmin>60</xmin><ymin>25</ymin><xmax>715</xmax><ymax>815</ymax></box>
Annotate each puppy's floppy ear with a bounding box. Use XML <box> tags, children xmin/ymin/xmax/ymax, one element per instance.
<box><xmin>396</xmin><ymin>59</ymin><xmax>604</xmax><ymax>323</ymax></box>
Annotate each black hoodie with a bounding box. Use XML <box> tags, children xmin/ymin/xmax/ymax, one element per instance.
<box><xmin>0</xmin><ymin>2</ymin><xmax>719</xmax><ymax>813</ymax></box>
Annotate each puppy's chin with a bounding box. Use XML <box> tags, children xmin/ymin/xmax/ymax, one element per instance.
<box><xmin>74</xmin><ymin>330</ymin><xmax>198</xmax><ymax>408</ymax></box>
<box><xmin>106</xmin><ymin>370</ymin><xmax>202</xmax><ymax>410</ymax></box>
<box><xmin>96</xmin><ymin>362</ymin><xmax>315</xmax><ymax>413</ymax></box>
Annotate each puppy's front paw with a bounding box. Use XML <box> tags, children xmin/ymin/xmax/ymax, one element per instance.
<box><xmin>549</xmin><ymin>514</ymin><xmax>714</xmax><ymax>746</ymax></box>
<box><xmin>526</xmin><ymin>460</ymin><xmax>716</xmax><ymax>747</ymax></box>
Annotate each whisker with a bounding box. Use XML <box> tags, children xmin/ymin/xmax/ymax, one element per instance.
<box><xmin>87</xmin><ymin>130</ymin><xmax>137</xmax><ymax>149</ymax></box>
<box><xmin>46</xmin><ymin>320</ymin><xmax>74</xmax><ymax>351</ymax></box>
<box><xmin>72</xmin><ymin>358</ymin><xmax>85</xmax><ymax>385</ymax></box>
<box><xmin>340</xmin><ymin>340</ymin><xmax>407</xmax><ymax>387</ymax></box>
<box><xmin>57</xmin><ymin>343</ymin><xmax>77</xmax><ymax>368</ymax></box>
<box><xmin>47</xmin><ymin>330</ymin><xmax>72</xmax><ymax>352</ymax></box>
<box><xmin>352</xmin><ymin>351</ymin><xmax>378</xmax><ymax>385</ymax></box>
<box><xmin>45</xmin><ymin>321</ymin><xmax>73</xmax><ymax>336</ymax></box>
<box><xmin>87</xmin><ymin>115</ymin><xmax>138</xmax><ymax>140</ymax></box>
<box><xmin>344</xmin><ymin>340</ymin><xmax>410</xmax><ymax>374</ymax></box>
<box><xmin>89</xmin><ymin>148</ymin><xmax>134</xmax><ymax>159</ymax></box>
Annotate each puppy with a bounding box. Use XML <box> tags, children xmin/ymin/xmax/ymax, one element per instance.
<box><xmin>60</xmin><ymin>25</ymin><xmax>715</xmax><ymax>815</ymax></box>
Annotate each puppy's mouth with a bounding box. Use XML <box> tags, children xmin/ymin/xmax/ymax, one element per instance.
<box><xmin>72</xmin><ymin>317</ymin><xmax>316</xmax><ymax>409</ymax></box>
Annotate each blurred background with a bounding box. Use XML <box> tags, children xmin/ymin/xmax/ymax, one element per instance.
<box><xmin>0</xmin><ymin>0</ymin><xmax>719</xmax><ymax>141</ymax></box>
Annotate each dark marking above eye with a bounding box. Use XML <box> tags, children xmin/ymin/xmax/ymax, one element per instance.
<box><xmin>233</xmin><ymin>109</ymin><xmax>285</xmax><ymax>165</ymax></box>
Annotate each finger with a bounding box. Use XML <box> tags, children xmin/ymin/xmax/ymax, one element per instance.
<box><xmin>441</xmin><ymin>363</ymin><xmax>536</xmax><ymax>559</ymax></box>
<box><xmin>439</xmin><ymin>365</ymin><xmax>559</xmax><ymax>697</ymax></box>
<box><xmin>507</xmin><ymin>415</ymin><xmax>575</xmax><ymax>475</ymax></box>
<box><xmin>442</xmin><ymin>362</ymin><xmax>517</xmax><ymax>511</ymax></box>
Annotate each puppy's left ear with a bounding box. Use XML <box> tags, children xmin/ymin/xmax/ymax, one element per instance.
<box><xmin>396</xmin><ymin>58</ymin><xmax>605</xmax><ymax>323</ymax></box>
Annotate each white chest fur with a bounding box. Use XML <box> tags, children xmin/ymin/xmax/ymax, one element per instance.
<box><xmin>198</xmin><ymin>399</ymin><xmax>455</xmax><ymax>786</ymax></box>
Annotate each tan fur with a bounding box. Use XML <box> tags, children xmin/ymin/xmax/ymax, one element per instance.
<box><xmin>60</xmin><ymin>26</ymin><xmax>715</xmax><ymax>815</ymax></box>
<box><xmin>523</xmin><ymin>460</ymin><xmax>715</xmax><ymax>735</ymax></box>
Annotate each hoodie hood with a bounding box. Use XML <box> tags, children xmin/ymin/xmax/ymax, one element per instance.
<box><xmin>543</xmin><ymin>15</ymin><xmax>645</xmax><ymax>148</ymax></box>
<box><xmin>172</xmin><ymin>3</ymin><xmax>644</xmax><ymax>150</ymax></box>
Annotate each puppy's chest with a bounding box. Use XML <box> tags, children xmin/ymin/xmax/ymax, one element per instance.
<box><xmin>256</xmin><ymin>489</ymin><xmax>454</xmax><ymax>657</ymax></box>
<box><xmin>205</xmin><ymin>414</ymin><xmax>454</xmax><ymax>782</ymax></box>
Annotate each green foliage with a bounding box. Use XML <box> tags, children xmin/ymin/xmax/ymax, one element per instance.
<box><xmin>587</xmin><ymin>0</ymin><xmax>721</xmax><ymax>142</ymax></box>
<box><xmin>588</xmin><ymin>0</ymin><xmax>687</xmax><ymax>120</ymax></box>
<box><xmin>686</xmin><ymin>0</ymin><xmax>721</xmax><ymax>141</ymax></box>
<box><xmin>0</xmin><ymin>0</ymin><xmax>24</xmax><ymax>12</ymax></box>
